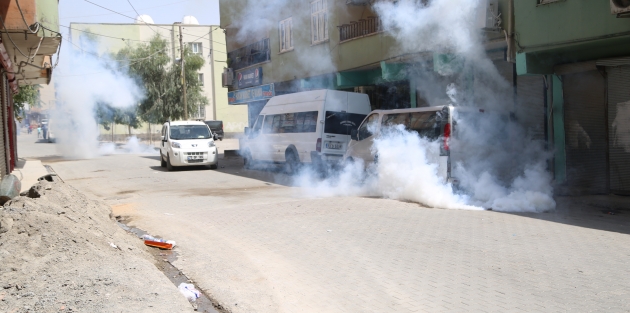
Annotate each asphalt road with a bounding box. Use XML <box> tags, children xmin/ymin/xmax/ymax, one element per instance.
<box><xmin>18</xmin><ymin>132</ymin><xmax>630</xmax><ymax>313</ymax></box>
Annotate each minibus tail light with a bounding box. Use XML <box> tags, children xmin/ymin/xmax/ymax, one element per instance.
<box><xmin>316</xmin><ymin>138</ymin><xmax>322</xmax><ymax>152</ymax></box>
<box><xmin>443</xmin><ymin>123</ymin><xmax>451</xmax><ymax>151</ymax></box>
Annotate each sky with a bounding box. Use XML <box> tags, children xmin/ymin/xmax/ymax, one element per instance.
<box><xmin>58</xmin><ymin>0</ymin><xmax>221</xmax><ymax>26</ymax></box>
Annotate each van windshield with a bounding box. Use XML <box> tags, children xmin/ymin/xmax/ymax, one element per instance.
<box><xmin>170</xmin><ymin>125</ymin><xmax>212</xmax><ymax>140</ymax></box>
<box><xmin>324</xmin><ymin>111</ymin><xmax>367</xmax><ymax>135</ymax></box>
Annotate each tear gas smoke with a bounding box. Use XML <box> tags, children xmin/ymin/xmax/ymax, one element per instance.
<box><xmin>290</xmin><ymin>0</ymin><xmax>556</xmax><ymax>213</ymax></box>
<box><xmin>52</xmin><ymin>35</ymin><xmax>144</xmax><ymax>159</ymax></box>
<box><xmin>99</xmin><ymin>136</ymin><xmax>158</xmax><ymax>155</ymax></box>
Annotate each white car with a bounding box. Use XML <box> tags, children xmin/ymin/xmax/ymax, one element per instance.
<box><xmin>159</xmin><ymin>121</ymin><xmax>219</xmax><ymax>171</ymax></box>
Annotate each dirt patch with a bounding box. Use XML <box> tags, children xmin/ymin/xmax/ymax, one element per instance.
<box><xmin>0</xmin><ymin>179</ymin><xmax>193</xmax><ymax>312</ymax></box>
<box><xmin>183</xmin><ymin>185</ymin><xmax>277</xmax><ymax>197</ymax></box>
<box><xmin>111</xmin><ymin>202</ymin><xmax>137</xmax><ymax>216</ymax></box>
<box><xmin>117</xmin><ymin>190</ymin><xmax>139</xmax><ymax>195</ymax></box>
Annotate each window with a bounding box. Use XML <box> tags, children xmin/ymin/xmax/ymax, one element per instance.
<box><xmin>189</xmin><ymin>42</ymin><xmax>202</xmax><ymax>54</ymax></box>
<box><xmin>250</xmin><ymin>115</ymin><xmax>264</xmax><ymax>138</ymax></box>
<box><xmin>262</xmin><ymin>112</ymin><xmax>318</xmax><ymax>134</ymax></box>
<box><xmin>357</xmin><ymin>113</ymin><xmax>379</xmax><ymax>140</ymax></box>
<box><xmin>198</xmin><ymin>73</ymin><xmax>204</xmax><ymax>86</ymax></box>
<box><xmin>311</xmin><ymin>0</ymin><xmax>328</xmax><ymax>44</ymax></box>
<box><xmin>382</xmin><ymin>112</ymin><xmax>442</xmax><ymax>140</ymax></box>
<box><xmin>538</xmin><ymin>0</ymin><xmax>563</xmax><ymax>4</ymax></box>
<box><xmin>324</xmin><ymin>111</ymin><xmax>366</xmax><ymax>135</ymax></box>
<box><xmin>279</xmin><ymin>18</ymin><xmax>293</xmax><ymax>53</ymax></box>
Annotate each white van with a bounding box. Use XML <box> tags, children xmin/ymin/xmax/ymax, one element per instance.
<box><xmin>344</xmin><ymin>106</ymin><xmax>455</xmax><ymax>183</ymax></box>
<box><xmin>241</xmin><ymin>90</ymin><xmax>372</xmax><ymax>172</ymax></box>
<box><xmin>159</xmin><ymin>120</ymin><xmax>219</xmax><ymax>171</ymax></box>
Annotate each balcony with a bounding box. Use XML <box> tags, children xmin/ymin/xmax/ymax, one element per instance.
<box><xmin>227</xmin><ymin>38</ymin><xmax>270</xmax><ymax>71</ymax></box>
<box><xmin>0</xmin><ymin>0</ymin><xmax>61</xmax><ymax>87</ymax></box>
<box><xmin>338</xmin><ymin>17</ymin><xmax>382</xmax><ymax>42</ymax></box>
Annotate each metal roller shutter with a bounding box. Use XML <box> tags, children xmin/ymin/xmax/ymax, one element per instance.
<box><xmin>563</xmin><ymin>70</ymin><xmax>608</xmax><ymax>194</ymax></box>
<box><xmin>516</xmin><ymin>75</ymin><xmax>545</xmax><ymax>141</ymax></box>
<box><xmin>606</xmin><ymin>65</ymin><xmax>630</xmax><ymax>194</ymax></box>
<box><xmin>0</xmin><ymin>76</ymin><xmax>7</xmax><ymax>177</ymax></box>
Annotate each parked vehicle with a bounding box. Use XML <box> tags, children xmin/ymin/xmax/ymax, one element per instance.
<box><xmin>241</xmin><ymin>90</ymin><xmax>372</xmax><ymax>172</ymax></box>
<box><xmin>159</xmin><ymin>120</ymin><xmax>219</xmax><ymax>171</ymax></box>
<box><xmin>204</xmin><ymin>120</ymin><xmax>224</xmax><ymax>141</ymax></box>
<box><xmin>344</xmin><ymin>106</ymin><xmax>456</xmax><ymax>183</ymax></box>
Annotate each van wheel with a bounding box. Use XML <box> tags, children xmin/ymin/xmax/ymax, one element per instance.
<box><xmin>285</xmin><ymin>150</ymin><xmax>299</xmax><ymax>174</ymax></box>
<box><xmin>209</xmin><ymin>162</ymin><xmax>218</xmax><ymax>170</ymax></box>
<box><xmin>243</xmin><ymin>151</ymin><xmax>252</xmax><ymax>169</ymax></box>
<box><xmin>160</xmin><ymin>155</ymin><xmax>167</xmax><ymax>168</ymax></box>
<box><xmin>166</xmin><ymin>155</ymin><xmax>175</xmax><ymax>171</ymax></box>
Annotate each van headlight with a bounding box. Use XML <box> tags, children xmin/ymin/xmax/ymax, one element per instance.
<box><xmin>171</xmin><ymin>141</ymin><xmax>181</xmax><ymax>148</ymax></box>
<box><xmin>208</xmin><ymin>141</ymin><xmax>215</xmax><ymax>147</ymax></box>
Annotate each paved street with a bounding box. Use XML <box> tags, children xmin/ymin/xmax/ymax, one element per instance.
<box><xmin>18</xmin><ymin>132</ymin><xmax>630</xmax><ymax>313</ymax></box>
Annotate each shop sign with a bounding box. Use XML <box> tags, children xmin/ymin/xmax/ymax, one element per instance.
<box><xmin>237</xmin><ymin>67</ymin><xmax>263</xmax><ymax>88</ymax></box>
<box><xmin>228</xmin><ymin>83</ymin><xmax>275</xmax><ymax>105</ymax></box>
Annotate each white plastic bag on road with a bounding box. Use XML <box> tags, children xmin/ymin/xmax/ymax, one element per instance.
<box><xmin>178</xmin><ymin>283</ymin><xmax>200</xmax><ymax>302</ymax></box>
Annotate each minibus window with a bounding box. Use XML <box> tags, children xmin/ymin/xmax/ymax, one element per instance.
<box><xmin>381</xmin><ymin>111</ymin><xmax>442</xmax><ymax>141</ymax></box>
<box><xmin>324</xmin><ymin>111</ymin><xmax>367</xmax><ymax>135</ymax></box>
<box><xmin>263</xmin><ymin>111</ymin><xmax>318</xmax><ymax>134</ymax></box>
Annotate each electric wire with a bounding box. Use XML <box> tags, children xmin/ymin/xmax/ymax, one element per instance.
<box><xmin>0</xmin><ymin>14</ymin><xmax>31</xmax><ymax>58</ymax></box>
<box><xmin>82</xmin><ymin>0</ymin><xmax>225</xmax><ymax>46</ymax></box>
<box><xmin>15</xmin><ymin>0</ymin><xmax>40</xmax><ymax>34</ymax></box>
<box><xmin>59</xmin><ymin>0</ymin><xmax>192</xmax><ymax>20</ymax></box>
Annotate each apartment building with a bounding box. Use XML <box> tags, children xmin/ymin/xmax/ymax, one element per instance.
<box><xmin>219</xmin><ymin>0</ymin><xmax>543</xmax><ymax>145</ymax></box>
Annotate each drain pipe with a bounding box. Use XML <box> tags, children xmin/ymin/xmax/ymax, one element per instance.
<box><xmin>506</xmin><ymin>0</ymin><xmax>516</xmax><ymax>63</ymax></box>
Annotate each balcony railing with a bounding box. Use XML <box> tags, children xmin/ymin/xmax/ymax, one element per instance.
<box><xmin>338</xmin><ymin>16</ymin><xmax>382</xmax><ymax>42</ymax></box>
<box><xmin>227</xmin><ymin>38</ymin><xmax>271</xmax><ymax>71</ymax></box>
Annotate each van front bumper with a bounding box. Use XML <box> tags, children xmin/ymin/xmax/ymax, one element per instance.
<box><xmin>170</xmin><ymin>147</ymin><xmax>218</xmax><ymax>166</ymax></box>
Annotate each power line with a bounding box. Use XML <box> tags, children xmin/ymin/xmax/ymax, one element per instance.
<box><xmin>59</xmin><ymin>24</ymin><xmax>227</xmax><ymax>55</ymax></box>
<box><xmin>59</xmin><ymin>0</ymin><xmax>193</xmax><ymax>20</ymax></box>
<box><xmin>82</xmin><ymin>0</ymin><xmax>225</xmax><ymax>46</ymax></box>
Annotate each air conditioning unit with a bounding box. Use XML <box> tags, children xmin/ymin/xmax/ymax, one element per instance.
<box><xmin>476</xmin><ymin>0</ymin><xmax>500</xmax><ymax>29</ymax></box>
<box><xmin>610</xmin><ymin>0</ymin><xmax>630</xmax><ymax>17</ymax></box>
<box><xmin>222</xmin><ymin>68</ymin><xmax>234</xmax><ymax>87</ymax></box>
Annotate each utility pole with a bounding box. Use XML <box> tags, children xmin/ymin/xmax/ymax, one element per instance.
<box><xmin>178</xmin><ymin>24</ymin><xmax>188</xmax><ymax>120</ymax></box>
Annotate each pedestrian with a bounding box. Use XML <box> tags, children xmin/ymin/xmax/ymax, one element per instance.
<box><xmin>37</xmin><ymin>125</ymin><xmax>42</xmax><ymax>139</ymax></box>
<box><xmin>27</xmin><ymin>124</ymin><xmax>32</xmax><ymax>134</ymax></box>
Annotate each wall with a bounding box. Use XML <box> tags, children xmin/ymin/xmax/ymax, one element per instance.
<box><xmin>515</xmin><ymin>0</ymin><xmax>630</xmax><ymax>52</ymax></box>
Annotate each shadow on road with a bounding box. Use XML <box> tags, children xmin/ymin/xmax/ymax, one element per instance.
<box><xmin>499</xmin><ymin>196</ymin><xmax>630</xmax><ymax>235</ymax></box>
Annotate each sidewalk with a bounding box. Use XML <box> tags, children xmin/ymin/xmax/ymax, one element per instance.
<box><xmin>13</xmin><ymin>158</ymin><xmax>50</xmax><ymax>193</ymax></box>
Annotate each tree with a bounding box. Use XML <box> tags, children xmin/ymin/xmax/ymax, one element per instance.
<box><xmin>115</xmin><ymin>35</ymin><xmax>208</xmax><ymax>123</ymax></box>
<box><xmin>12</xmin><ymin>85</ymin><xmax>39</xmax><ymax>117</ymax></box>
<box><xmin>95</xmin><ymin>102</ymin><xmax>141</xmax><ymax>135</ymax></box>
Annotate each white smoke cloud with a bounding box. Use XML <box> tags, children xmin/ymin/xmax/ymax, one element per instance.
<box><xmin>240</xmin><ymin>0</ymin><xmax>556</xmax><ymax>213</ymax></box>
<box><xmin>51</xmin><ymin>34</ymin><xmax>144</xmax><ymax>159</ymax></box>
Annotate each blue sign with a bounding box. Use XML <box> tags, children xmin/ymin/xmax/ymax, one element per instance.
<box><xmin>237</xmin><ymin>67</ymin><xmax>263</xmax><ymax>88</ymax></box>
<box><xmin>228</xmin><ymin>84</ymin><xmax>275</xmax><ymax>105</ymax></box>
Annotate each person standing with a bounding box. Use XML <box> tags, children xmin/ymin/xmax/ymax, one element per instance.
<box><xmin>37</xmin><ymin>125</ymin><xmax>42</xmax><ymax>139</ymax></box>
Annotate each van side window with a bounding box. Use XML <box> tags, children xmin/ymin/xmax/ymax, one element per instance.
<box><xmin>382</xmin><ymin>112</ymin><xmax>441</xmax><ymax>140</ymax></box>
<box><xmin>262</xmin><ymin>111</ymin><xmax>318</xmax><ymax>134</ymax></box>
<box><xmin>358</xmin><ymin>113</ymin><xmax>379</xmax><ymax>140</ymax></box>
<box><xmin>161</xmin><ymin>126</ymin><xmax>167</xmax><ymax>138</ymax></box>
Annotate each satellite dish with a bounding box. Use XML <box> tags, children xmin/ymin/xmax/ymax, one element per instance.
<box><xmin>182</xmin><ymin>16</ymin><xmax>199</xmax><ymax>25</ymax></box>
<box><xmin>135</xmin><ymin>15</ymin><xmax>154</xmax><ymax>24</ymax></box>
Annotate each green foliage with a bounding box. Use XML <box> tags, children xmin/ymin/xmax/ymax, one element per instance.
<box><xmin>115</xmin><ymin>35</ymin><xmax>208</xmax><ymax>123</ymax></box>
<box><xmin>12</xmin><ymin>85</ymin><xmax>40</xmax><ymax>116</ymax></box>
<box><xmin>95</xmin><ymin>102</ymin><xmax>140</xmax><ymax>133</ymax></box>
